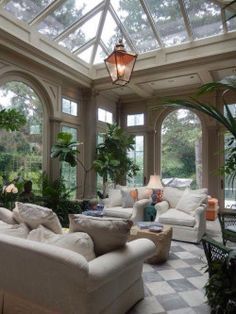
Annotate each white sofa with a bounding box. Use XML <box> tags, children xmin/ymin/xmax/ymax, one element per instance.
<box><xmin>0</xmin><ymin>205</ymin><xmax>156</xmax><ymax>314</ymax></box>
<box><xmin>0</xmin><ymin>234</ymin><xmax>155</xmax><ymax>314</ymax></box>
<box><xmin>102</xmin><ymin>187</ymin><xmax>151</xmax><ymax>222</ymax></box>
<box><xmin>154</xmin><ymin>187</ymin><xmax>208</xmax><ymax>243</ymax></box>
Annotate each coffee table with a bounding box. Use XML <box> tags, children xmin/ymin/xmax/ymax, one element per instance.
<box><xmin>128</xmin><ymin>225</ymin><xmax>172</xmax><ymax>264</ymax></box>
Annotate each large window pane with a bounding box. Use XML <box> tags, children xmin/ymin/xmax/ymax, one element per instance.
<box><xmin>0</xmin><ymin>81</ymin><xmax>43</xmax><ymax>194</ymax></box>
<box><xmin>98</xmin><ymin>108</ymin><xmax>113</xmax><ymax>124</ymax></box>
<box><xmin>127</xmin><ymin>135</ymin><xmax>144</xmax><ymax>186</ymax></box>
<box><xmin>62</xmin><ymin>98</ymin><xmax>78</xmax><ymax>116</ymax></box>
<box><xmin>61</xmin><ymin>126</ymin><xmax>77</xmax><ymax>198</ymax></box>
<box><xmin>224</xmin><ymin>104</ymin><xmax>236</xmax><ymax>208</ymax></box>
<box><xmin>127</xmin><ymin>113</ymin><xmax>144</xmax><ymax>126</ymax></box>
<box><xmin>161</xmin><ymin>109</ymin><xmax>202</xmax><ymax>188</ymax></box>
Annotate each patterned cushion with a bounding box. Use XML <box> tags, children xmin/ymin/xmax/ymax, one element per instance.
<box><xmin>121</xmin><ymin>189</ymin><xmax>138</xmax><ymax>208</ymax></box>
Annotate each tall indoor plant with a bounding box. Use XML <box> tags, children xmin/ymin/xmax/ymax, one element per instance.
<box><xmin>51</xmin><ymin>132</ymin><xmax>91</xmax><ymax>198</ymax></box>
<box><xmin>93</xmin><ymin>123</ymin><xmax>139</xmax><ymax>197</ymax></box>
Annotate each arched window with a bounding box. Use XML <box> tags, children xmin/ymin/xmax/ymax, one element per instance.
<box><xmin>0</xmin><ymin>81</ymin><xmax>43</xmax><ymax>192</ymax></box>
<box><xmin>161</xmin><ymin>109</ymin><xmax>202</xmax><ymax>188</ymax></box>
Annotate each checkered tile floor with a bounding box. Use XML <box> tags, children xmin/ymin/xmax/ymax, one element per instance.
<box><xmin>127</xmin><ymin>220</ymin><xmax>224</xmax><ymax>314</ymax></box>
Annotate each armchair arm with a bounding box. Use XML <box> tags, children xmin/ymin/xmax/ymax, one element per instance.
<box><xmin>88</xmin><ymin>238</ymin><xmax>155</xmax><ymax>291</ymax></box>
<box><xmin>194</xmin><ymin>204</ymin><xmax>207</xmax><ymax>230</ymax></box>
<box><xmin>154</xmin><ymin>201</ymin><xmax>169</xmax><ymax>218</ymax></box>
<box><xmin>130</xmin><ymin>199</ymin><xmax>151</xmax><ymax>222</ymax></box>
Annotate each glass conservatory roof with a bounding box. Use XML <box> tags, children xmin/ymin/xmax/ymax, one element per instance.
<box><xmin>1</xmin><ymin>0</ymin><xmax>236</xmax><ymax>66</ymax></box>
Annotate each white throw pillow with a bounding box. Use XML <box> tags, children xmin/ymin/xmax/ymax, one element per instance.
<box><xmin>0</xmin><ymin>207</ymin><xmax>17</xmax><ymax>224</ymax></box>
<box><xmin>109</xmin><ymin>189</ymin><xmax>122</xmax><ymax>207</ymax></box>
<box><xmin>176</xmin><ymin>189</ymin><xmax>207</xmax><ymax>216</ymax></box>
<box><xmin>69</xmin><ymin>214</ymin><xmax>133</xmax><ymax>256</ymax></box>
<box><xmin>27</xmin><ymin>225</ymin><xmax>56</xmax><ymax>242</ymax></box>
<box><xmin>136</xmin><ymin>187</ymin><xmax>151</xmax><ymax>200</ymax></box>
<box><xmin>46</xmin><ymin>232</ymin><xmax>96</xmax><ymax>261</ymax></box>
<box><xmin>0</xmin><ymin>221</ymin><xmax>29</xmax><ymax>238</ymax></box>
<box><xmin>13</xmin><ymin>202</ymin><xmax>62</xmax><ymax>234</ymax></box>
<box><xmin>163</xmin><ymin>187</ymin><xmax>185</xmax><ymax>208</ymax></box>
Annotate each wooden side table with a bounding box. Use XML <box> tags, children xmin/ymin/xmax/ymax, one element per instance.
<box><xmin>128</xmin><ymin>225</ymin><xmax>173</xmax><ymax>264</ymax></box>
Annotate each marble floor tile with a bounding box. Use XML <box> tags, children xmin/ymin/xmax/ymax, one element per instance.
<box><xmin>179</xmin><ymin>289</ymin><xmax>207</xmax><ymax>307</ymax></box>
<box><xmin>166</xmin><ymin>259</ymin><xmax>189</xmax><ymax>269</ymax></box>
<box><xmin>167</xmin><ymin>278</ymin><xmax>196</xmax><ymax>292</ymax></box>
<box><xmin>177</xmin><ymin>267</ymin><xmax>203</xmax><ymax>278</ymax></box>
<box><xmin>156</xmin><ymin>293</ymin><xmax>189</xmax><ymax>312</ymax></box>
<box><xmin>174</xmin><ymin>251</ymin><xmax>197</xmax><ymax>259</ymax></box>
<box><xmin>146</xmin><ymin>281</ymin><xmax>176</xmax><ymax>296</ymax></box>
<box><xmin>158</xmin><ymin>269</ymin><xmax>184</xmax><ymax>281</ymax></box>
<box><xmin>187</xmin><ymin>275</ymin><xmax>208</xmax><ymax>290</ymax></box>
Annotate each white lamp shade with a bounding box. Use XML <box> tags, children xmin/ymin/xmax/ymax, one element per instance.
<box><xmin>147</xmin><ymin>175</ymin><xmax>163</xmax><ymax>189</ymax></box>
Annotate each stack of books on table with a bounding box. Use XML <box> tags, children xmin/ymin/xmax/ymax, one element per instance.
<box><xmin>136</xmin><ymin>221</ymin><xmax>163</xmax><ymax>233</ymax></box>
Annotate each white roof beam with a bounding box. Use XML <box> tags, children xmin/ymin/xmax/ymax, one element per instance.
<box><xmin>100</xmin><ymin>39</ymin><xmax>110</xmax><ymax>55</ymax></box>
<box><xmin>109</xmin><ymin>5</ymin><xmax>137</xmax><ymax>53</ymax></box>
<box><xmin>29</xmin><ymin>0</ymin><xmax>66</xmax><ymax>26</ymax></box>
<box><xmin>73</xmin><ymin>37</ymin><xmax>96</xmax><ymax>55</ymax></box>
<box><xmin>221</xmin><ymin>8</ymin><xmax>228</xmax><ymax>33</ymax></box>
<box><xmin>140</xmin><ymin>0</ymin><xmax>163</xmax><ymax>47</ymax></box>
<box><xmin>178</xmin><ymin>0</ymin><xmax>193</xmax><ymax>41</ymax></box>
<box><xmin>90</xmin><ymin>0</ymin><xmax>110</xmax><ymax>65</ymax></box>
<box><xmin>54</xmin><ymin>1</ymin><xmax>105</xmax><ymax>42</ymax></box>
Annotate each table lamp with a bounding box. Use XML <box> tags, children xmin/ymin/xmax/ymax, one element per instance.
<box><xmin>147</xmin><ymin>175</ymin><xmax>163</xmax><ymax>205</ymax></box>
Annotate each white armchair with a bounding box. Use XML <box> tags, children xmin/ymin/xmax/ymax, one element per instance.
<box><xmin>154</xmin><ymin>187</ymin><xmax>207</xmax><ymax>243</ymax></box>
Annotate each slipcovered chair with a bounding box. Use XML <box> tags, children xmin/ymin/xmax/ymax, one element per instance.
<box><xmin>154</xmin><ymin>187</ymin><xmax>208</xmax><ymax>243</ymax></box>
<box><xmin>218</xmin><ymin>210</ymin><xmax>236</xmax><ymax>245</ymax></box>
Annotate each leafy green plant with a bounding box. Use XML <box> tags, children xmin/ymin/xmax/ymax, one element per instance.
<box><xmin>158</xmin><ymin>75</ymin><xmax>236</xmax><ymax>191</ymax></box>
<box><xmin>0</xmin><ymin>108</ymin><xmax>26</xmax><ymax>131</ymax></box>
<box><xmin>39</xmin><ymin>172</ymin><xmax>81</xmax><ymax>227</ymax></box>
<box><xmin>51</xmin><ymin>132</ymin><xmax>92</xmax><ymax>198</ymax></box>
<box><xmin>204</xmin><ymin>260</ymin><xmax>236</xmax><ymax>313</ymax></box>
<box><xmin>93</xmin><ymin>123</ymin><xmax>139</xmax><ymax>197</ymax></box>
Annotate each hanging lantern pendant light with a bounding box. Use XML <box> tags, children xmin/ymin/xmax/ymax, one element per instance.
<box><xmin>104</xmin><ymin>39</ymin><xmax>137</xmax><ymax>86</ymax></box>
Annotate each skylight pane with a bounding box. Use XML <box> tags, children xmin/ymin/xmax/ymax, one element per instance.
<box><xmin>4</xmin><ymin>0</ymin><xmax>53</xmax><ymax>23</ymax></box>
<box><xmin>94</xmin><ymin>45</ymin><xmax>106</xmax><ymax>64</ymax></box>
<box><xmin>59</xmin><ymin>12</ymin><xmax>101</xmax><ymax>52</ymax></box>
<box><xmin>146</xmin><ymin>0</ymin><xmax>188</xmax><ymax>47</ymax></box>
<box><xmin>184</xmin><ymin>0</ymin><xmax>223</xmax><ymax>40</ymax></box>
<box><xmin>77</xmin><ymin>45</ymin><xmax>93</xmax><ymax>63</ymax></box>
<box><xmin>225</xmin><ymin>10</ymin><xmax>236</xmax><ymax>32</ymax></box>
<box><xmin>110</xmin><ymin>0</ymin><xmax>159</xmax><ymax>53</ymax></box>
<box><xmin>101</xmin><ymin>11</ymin><xmax>132</xmax><ymax>54</ymax></box>
<box><xmin>37</xmin><ymin>0</ymin><xmax>102</xmax><ymax>38</ymax></box>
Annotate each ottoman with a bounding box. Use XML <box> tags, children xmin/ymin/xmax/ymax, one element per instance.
<box><xmin>128</xmin><ymin>225</ymin><xmax>172</xmax><ymax>264</ymax></box>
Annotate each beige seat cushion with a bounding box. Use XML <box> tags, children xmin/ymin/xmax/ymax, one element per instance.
<box><xmin>158</xmin><ymin>208</ymin><xmax>196</xmax><ymax>227</ymax></box>
<box><xmin>0</xmin><ymin>221</ymin><xmax>29</xmax><ymax>238</ymax></box>
<box><xmin>176</xmin><ymin>189</ymin><xmax>208</xmax><ymax>216</ymax></box>
<box><xmin>103</xmin><ymin>206</ymin><xmax>133</xmax><ymax>219</ymax></box>
<box><xmin>163</xmin><ymin>187</ymin><xmax>185</xmax><ymax>208</ymax></box>
<box><xmin>69</xmin><ymin>214</ymin><xmax>133</xmax><ymax>256</ymax></box>
<box><xmin>0</xmin><ymin>207</ymin><xmax>17</xmax><ymax>224</ymax></box>
<box><xmin>13</xmin><ymin>202</ymin><xmax>62</xmax><ymax>234</ymax></box>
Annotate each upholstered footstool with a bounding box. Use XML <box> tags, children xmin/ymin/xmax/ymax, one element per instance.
<box><xmin>128</xmin><ymin>225</ymin><xmax>172</xmax><ymax>264</ymax></box>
